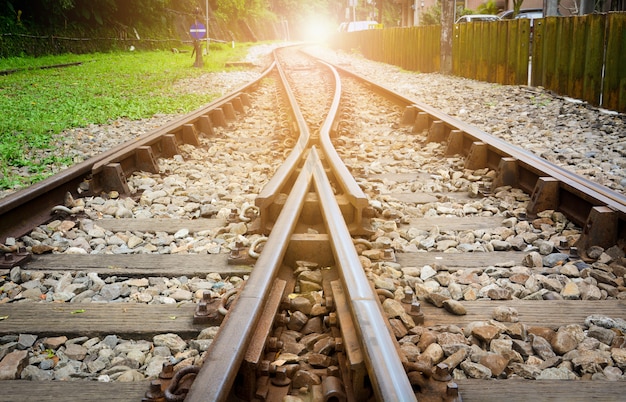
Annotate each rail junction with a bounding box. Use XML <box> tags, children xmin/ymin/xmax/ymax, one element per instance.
<box><xmin>0</xmin><ymin>45</ymin><xmax>625</xmax><ymax>401</ymax></box>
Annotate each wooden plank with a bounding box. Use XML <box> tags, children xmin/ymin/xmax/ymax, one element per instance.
<box><xmin>421</xmin><ymin>299</ymin><xmax>626</xmax><ymax>328</ymax></box>
<box><xmin>568</xmin><ymin>15</ymin><xmax>588</xmax><ymax>100</ymax></box>
<box><xmin>1</xmin><ymin>376</ymin><xmax>624</xmax><ymax>401</ymax></box>
<box><xmin>530</xmin><ymin>18</ymin><xmax>544</xmax><ymax>86</ymax></box>
<box><xmin>23</xmin><ymin>254</ymin><xmax>252</xmax><ymax>277</ymax></box>
<box><xmin>477</xmin><ymin>23</ymin><xmax>489</xmax><ymax>82</ymax></box>
<box><xmin>0</xmin><ymin>381</ymin><xmax>149</xmax><ymax>402</ymax></box>
<box><xmin>367</xmin><ymin>172</ymin><xmax>430</xmax><ymax>183</ymax></box>
<box><xmin>485</xmin><ymin>22</ymin><xmax>497</xmax><ymax>83</ymax></box>
<box><xmin>582</xmin><ymin>14</ymin><xmax>606</xmax><ymax>106</ymax></box>
<box><xmin>406</xmin><ymin>216</ymin><xmax>507</xmax><ymax>231</ymax></box>
<box><xmin>515</xmin><ymin>18</ymin><xmax>530</xmax><ymax>85</ymax></box>
<box><xmin>0</xmin><ymin>303</ymin><xmax>201</xmax><ymax>338</ymax></box>
<box><xmin>94</xmin><ymin>217</ymin><xmax>226</xmax><ymax>233</ymax></box>
<box><xmin>456</xmin><ymin>379</ymin><xmax>626</xmax><ymax>402</ymax></box>
<box><xmin>398</xmin><ymin>250</ymin><xmax>527</xmax><ymax>270</ymax></box>
<box><xmin>494</xmin><ymin>21</ymin><xmax>508</xmax><ymax>84</ymax></box>
<box><xmin>542</xmin><ymin>17</ymin><xmax>559</xmax><ymax>93</ymax></box>
<box><xmin>555</xmin><ymin>17</ymin><xmax>573</xmax><ymax>95</ymax></box>
<box><xmin>603</xmin><ymin>13</ymin><xmax>626</xmax><ymax>113</ymax></box>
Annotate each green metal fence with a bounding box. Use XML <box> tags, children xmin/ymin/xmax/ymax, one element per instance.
<box><xmin>333</xmin><ymin>12</ymin><xmax>626</xmax><ymax>113</ymax></box>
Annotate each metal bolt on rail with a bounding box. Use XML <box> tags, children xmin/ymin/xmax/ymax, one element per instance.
<box><xmin>272</xmin><ymin>366</ymin><xmax>291</xmax><ymax>387</ymax></box>
<box><xmin>0</xmin><ymin>247</ymin><xmax>31</xmax><ymax>269</ymax></box>
<box><xmin>192</xmin><ymin>291</ymin><xmax>223</xmax><ymax>325</ymax></box>
<box><xmin>142</xmin><ymin>380</ymin><xmax>165</xmax><ymax>402</ymax></box>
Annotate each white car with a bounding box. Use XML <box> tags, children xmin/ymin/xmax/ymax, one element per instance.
<box><xmin>455</xmin><ymin>14</ymin><xmax>499</xmax><ymax>23</ymax></box>
<box><xmin>338</xmin><ymin>20</ymin><xmax>381</xmax><ymax>33</ymax></box>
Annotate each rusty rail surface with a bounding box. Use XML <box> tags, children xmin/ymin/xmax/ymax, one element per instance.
<box><xmin>317</xmin><ymin>55</ymin><xmax>626</xmax><ymax>253</ymax></box>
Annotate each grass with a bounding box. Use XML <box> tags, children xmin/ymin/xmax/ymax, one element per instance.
<box><xmin>0</xmin><ymin>42</ymin><xmax>256</xmax><ymax>190</ymax></box>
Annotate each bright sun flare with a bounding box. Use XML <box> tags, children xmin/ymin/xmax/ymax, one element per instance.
<box><xmin>301</xmin><ymin>16</ymin><xmax>335</xmax><ymax>43</ymax></box>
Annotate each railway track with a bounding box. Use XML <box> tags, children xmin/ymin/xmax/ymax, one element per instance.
<box><xmin>0</xmin><ymin>45</ymin><xmax>625</xmax><ymax>401</ymax></box>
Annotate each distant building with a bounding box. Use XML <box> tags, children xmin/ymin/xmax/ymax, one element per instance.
<box><xmin>397</xmin><ymin>0</ymin><xmax>626</xmax><ymax>27</ymax></box>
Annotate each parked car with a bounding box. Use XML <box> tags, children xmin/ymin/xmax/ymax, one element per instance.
<box><xmin>455</xmin><ymin>14</ymin><xmax>499</xmax><ymax>23</ymax></box>
<box><xmin>497</xmin><ymin>8</ymin><xmax>543</xmax><ymax>23</ymax></box>
<box><xmin>338</xmin><ymin>20</ymin><xmax>381</xmax><ymax>33</ymax></box>
<box><xmin>498</xmin><ymin>8</ymin><xmax>544</xmax><ymax>39</ymax></box>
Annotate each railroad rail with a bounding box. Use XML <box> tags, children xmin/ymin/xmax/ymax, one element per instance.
<box><xmin>0</xmin><ymin>45</ymin><xmax>625</xmax><ymax>402</ymax></box>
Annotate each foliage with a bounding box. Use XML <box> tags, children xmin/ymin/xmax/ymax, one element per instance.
<box><xmin>0</xmin><ymin>44</ymin><xmax>253</xmax><ymax>190</ymax></box>
<box><xmin>476</xmin><ymin>0</ymin><xmax>500</xmax><ymax>15</ymax></box>
<box><xmin>420</xmin><ymin>0</ymin><xmax>442</xmax><ymax>25</ymax></box>
<box><xmin>512</xmin><ymin>0</ymin><xmax>525</xmax><ymax>16</ymax></box>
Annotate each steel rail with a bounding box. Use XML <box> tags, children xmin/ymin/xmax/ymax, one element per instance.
<box><xmin>323</xmin><ymin>58</ymin><xmax>626</xmax><ymax>215</ymax></box>
<box><xmin>255</xmin><ymin>49</ymin><xmax>312</xmax><ymax>213</ymax></box>
<box><xmin>310</xmin><ymin>147</ymin><xmax>418</xmax><ymax>402</ymax></box>
<box><xmin>315</xmin><ymin>58</ymin><xmax>369</xmax><ymax>226</ymax></box>
<box><xmin>0</xmin><ymin>62</ymin><xmax>276</xmax><ymax>243</ymax></box>
<box><xmin>186</xmin><ymin>46</ymin><xmax>318</xmax><ymax>402</ymax></box>
<box><xmin>185</xmin><ymin>148</ymin><xmax>317</xmax><ymax>402</ymax></box>
<box><xmin>311</xmin><ymin>56</ymin><xmax>416</xmax><ymax>401</ymax></box>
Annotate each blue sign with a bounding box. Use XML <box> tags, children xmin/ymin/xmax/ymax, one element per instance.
<box><xmin>190</xmin><ymin>23</ymin><xmax>206</xmax><ymax>39</ymax></box>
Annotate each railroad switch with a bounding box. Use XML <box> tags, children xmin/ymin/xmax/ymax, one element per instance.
<box><xmin>0</xmin><ymin>247</ymin><xmax>31</xmax><ymax>269</ymax></box>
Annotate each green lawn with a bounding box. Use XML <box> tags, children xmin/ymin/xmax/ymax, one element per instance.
<box><xmin>0</xmin><ymin>42</ymin><xmax>256</xmax><ymax>190</ymax></box>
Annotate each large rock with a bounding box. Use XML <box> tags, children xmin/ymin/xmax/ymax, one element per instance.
<box><xmin>530</xmin><ymin>334</ymin><xmax>556</xmax><ymax>360</ymax></box>
<box><xmin>492</xmin><ymin>306</ymin><xmax>518</xmax><ymax>322</ymax></box>
<box><xmin>536</xmin><ymin>367</ymin><xmax>578</xmax><ymax>380</ymax></box>
<box><xmin>587</xmin><ymin>325</ymin><xmax>615</xmax><ymax>346</ymax></box>
<box><xmin>460</xmin><ymin>361</ymin><xmax>492</xmax><ymax>379</ymax></box>
<box><xmin>479</xmin><ymin>353</ymin><xmax>509</xmax><ymax>376</ymax></box>
<box><xmin>571</xmin><ymin>350</ymin><xmax>612</xmax><ymax>374</ymax></box>
<box><xmin>471</xmin><ymin>325</ymin><xmax>501</xmax><ymax>344</ymax></box>
<box><xmin>0</xmin><ymin>350</ymin><xmax>29</xmax><ymax>380</ymax></box>
<box><xmin>153</xmin><ymin>333</ymin><xmax>187</xmax><ymax>354</ymax></box>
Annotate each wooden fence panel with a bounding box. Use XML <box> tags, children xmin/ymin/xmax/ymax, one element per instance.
<box><xmin>514</xmin><ymin>19</ymin><xmax>530</xmax><ymax>85</ymax></box>
<box><xmin>494</xmin><ymin>21</ymin><xmax>508</xmax><ymax>84</ymax></box>
<box><xmin>531</xmin><ymin>19</ymin><xmax>545</xmax><ymax>86</ymax></box>
<box><xmin>476</xmin><ymin>23</ymin><xmax>489</xmax><ymax>82</ymax></box>
<box><xmin>583</xmin><ymin>14</ymin><xmax>606</xmax><ymax>105</ymax></box>
<box><xmin>542</xmin><ymin>17</ymin><xmax>560</xmax><ymax>91</ymax></box>
<box><xmin>603</xmin><ymin>13</ymin><xmax>626</xmax><ymax>112</ymax></box>
<box><xmin>566</xmin><ymin>17</ymin><xmax>587</xmax><ymax>99</ymax></box>
<box><xmin>453</xmin><ymin>19</ymin><xmax>528</xmax><ymax>84</ymax></box>
<box><xmin>428</xmin><ymin>25</ymin><xmax>441</xmax><ymax>72</ymax></box>
<box><xmin>555</xmin><ymin>17</ymin><xmax>574</xmax><ymax>95</ymax></box>
<box><xmin>532</xmin><ymin>13</ymin><xmax>613</xmax><ymax>110</ymax></box>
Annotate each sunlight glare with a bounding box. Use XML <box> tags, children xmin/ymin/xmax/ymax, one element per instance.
<box><xmin>301</xmin><ymin>16</ymin><xmax>334</xmax><ymax>43</ymax></box>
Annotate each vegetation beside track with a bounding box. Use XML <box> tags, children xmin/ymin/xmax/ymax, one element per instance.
<box><xmin>0</xmin><ymin>43</ymin><xmax>254</xmax><ymax>190</ymax></box>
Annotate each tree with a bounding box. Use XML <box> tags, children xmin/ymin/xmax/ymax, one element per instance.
<box><xmin>512</xmin><ymin>0</ymin><xmax>524</xmax><ymax>16</ymax></box>
<box><xmin>476</xmin><ymin>0</ymin><xmax>499</xmax><ymax>15</ymax></box>
<box><xmin>440</xmin><ymin>0</ymin><xmax>454</xmax><ymax>74</ymax></box>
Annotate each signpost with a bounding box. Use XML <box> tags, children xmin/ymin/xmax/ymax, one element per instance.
<box><xmin>189</xmin><ymin>22</ymin><xmax>206</xmax><ymax>68</ymax></box>
<box><xmin>190</xmin><ymin>22</ymin><xmax>206</xmax><ymax>40</ymax></box>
